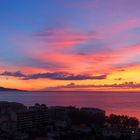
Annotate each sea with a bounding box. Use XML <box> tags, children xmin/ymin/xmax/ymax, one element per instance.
<box><xmin>0</xmin><ymin>91</ymin><xmax>140</xmax><ymax>119</ymax></box>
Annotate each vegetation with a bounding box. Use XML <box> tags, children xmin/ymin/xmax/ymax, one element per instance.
<box><xmin>106</xmin><ymin>114</ymin><xmax>139</xmax><ymax>128</ymax></box>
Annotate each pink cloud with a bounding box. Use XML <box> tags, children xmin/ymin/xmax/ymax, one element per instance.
<box><xmin>9</xmin><ymin>23</ymin><xmax>140</xmax><ymax>75</ymax></box>
<box><xmin>35</xmin><ymin>28</ymin><xmax>97</xmax><ymax>49</ymax></box>
<box><xmin>30</xmin><ymin>43</ymin><xmax>140</xmax><ymax>74</ymax></box>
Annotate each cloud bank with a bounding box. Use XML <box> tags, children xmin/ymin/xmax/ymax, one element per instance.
<box><xmin>1</xmin><ymin>71</ymin><xmax>25</xmax><ymax>77</ymax></box>
<box><xmin>0</xmin><ymin>71</ymin><xmax>107</xmax><ymax>80</ymax></box>
<box><xmin>47</xmin><ymin>82</ymin><xmax>140</xmax><ymax>90</ymax></box>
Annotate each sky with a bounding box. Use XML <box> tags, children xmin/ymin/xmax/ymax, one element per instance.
<box><xmin>0</xmin><ymin>0</ymin><xmax>140</xmax><ymax>91</ymax></box>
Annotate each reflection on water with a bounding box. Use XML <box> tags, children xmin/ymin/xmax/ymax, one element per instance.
<box><xmin>0</xmin><ymin>91</ymin><xmax>140</xmax><ymax>119</ymax></box>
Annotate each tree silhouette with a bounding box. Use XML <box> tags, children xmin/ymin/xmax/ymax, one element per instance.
<box><xmin>107</xmin><ymin>114</ymin><xmax>139</xmax><ymax>128</ymax></box>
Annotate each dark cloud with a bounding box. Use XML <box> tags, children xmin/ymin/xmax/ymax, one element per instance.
<box><xmin>114</xmin><ymin>78</ymin><xmax>124</xmax><ymax>80</ymax></box>
<box><xmin>119</xmin><ymin>69</ymin><xmax>125</xmax><ymax>72</ymax></box>
<box><xmin>77</xmin><ymin>53</ymin><xmax>87</xmax><ymax>55</ymax></box>
<box><xmin>22</xmin><ymin>72</ymin><xmax>107</xmax><ymax>80</ymax></box>
<box><xmin>0</xmin><ymin>71</ymin><xmax>25</xmax><ymax>77</ymax></box>
<box><xmin>0</xmin><ymin>71</ymin><xmax>107</xmax><ymax>81</ymax></box>
<box><xmin>47</xmin><ymin>82</ymin><xmax>140</xmax><ymax>90</ymax></box>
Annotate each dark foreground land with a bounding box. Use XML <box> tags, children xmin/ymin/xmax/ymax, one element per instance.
<box><xmin>0</xmin><ymin>101</ymin><xmax>139</xmax><ymax>140</ymax></box>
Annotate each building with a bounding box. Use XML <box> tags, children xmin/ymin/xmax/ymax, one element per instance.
<box><xmin>0</xmin><ymin>101</ymin><xmax>26</xmax><ymax>114</ymax></box>
<box><xmin>0</xmin><ymin>120</ymin><xmax>17</xmax><ymax>132</ymax></box>
<box><xmin>49</xmin><ymin>106</ymin><xmax>76</xmax><ymax>121</ymax></box>
<box><xmin>81</xmin><ymin>107</ymin><xmax>105</xmax><ymax>115</ymax></box>
<box><xmin>17</xmin><ymin>104</ymin><xmax>49</xmax><ymax>130</ymax></box>
<box><xmin>0</xmin><ymin>101</ymin><xmax>26</xmax><ymax>123</ymax></box>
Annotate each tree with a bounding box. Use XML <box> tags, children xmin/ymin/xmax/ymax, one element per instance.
<box><xmin>128</xmin><ymin>117</ymin><xmax>139</xmax><ymax>128</ymax></box>
<box><xmin>107</xmin><ymin>114</ymin><xmax>139</xmax><ymax>128</ymax></box>
<box><xmin>106</xmin><ymin>114</ymin><xmax>121</xmax><ymax>127</ymax></box>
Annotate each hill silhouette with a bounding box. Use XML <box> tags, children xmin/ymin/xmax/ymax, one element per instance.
<box><xmin>0</xmin><ymin>87</ymin><xmax>24</xmax><ymax>91</ymax></box>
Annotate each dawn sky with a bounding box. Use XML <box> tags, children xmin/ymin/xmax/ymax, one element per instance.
<box><xmin>1</xmin><ymin>0</ymin><xmax>140</xmax><ymax>91</ymax></box>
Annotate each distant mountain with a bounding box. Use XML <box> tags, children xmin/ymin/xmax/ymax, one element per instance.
<box><xmin>0</xmin><ymin>87</ymin><xmax>25</xmax><ymax>91</ymax></box>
